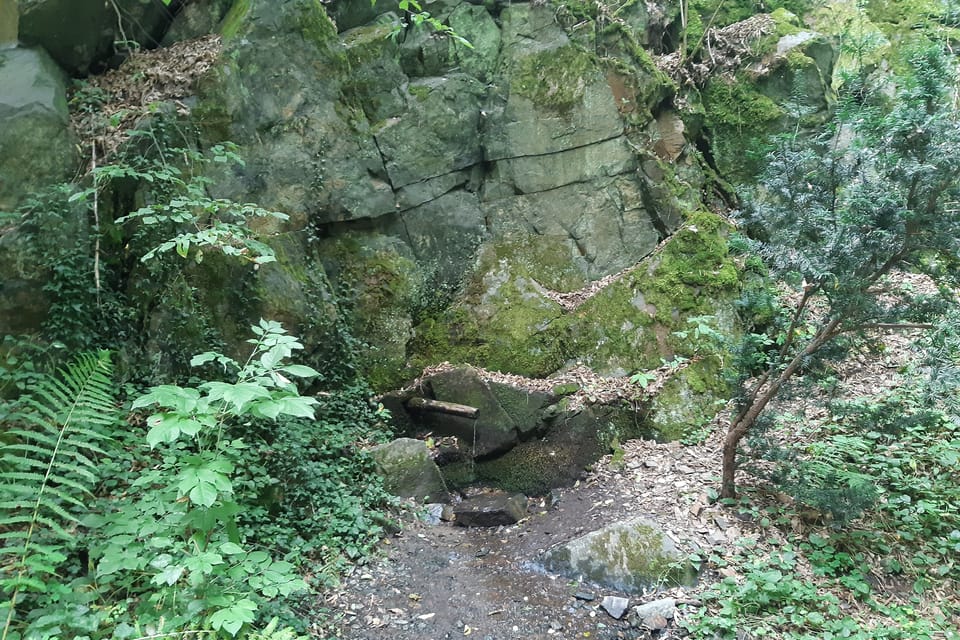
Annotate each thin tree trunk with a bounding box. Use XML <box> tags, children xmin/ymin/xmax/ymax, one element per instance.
<box><xmin>720</xmin><ymin>316</ymin><xmax>842</xmax><ymax>499</ymax></box>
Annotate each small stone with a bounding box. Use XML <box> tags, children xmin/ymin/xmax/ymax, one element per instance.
<box><xmin>549</xmin><ymin>489</ymin><xmax>562</xmax><ymax>509</ymax></box>
<box><xmin>422</xmin><ymin>503</ymin><xmax>444</xmax><ymax>525</ymax></box>
<box><xmin>601</xmin><ymin>595</ymin><xmax>630</xmax><ymax>619</ymax></box>
<box><xmin>452</xmin><ymin>492</ymin><xmax>527</xmax><ymax>527</ymax></box>
<box><xmin>574</xmin><ymin>591</ymin><xmax>596</xmax><ymax>601</ymax></box>
<box><xmin>633</xmin><ymin>597</ymin><xmax>676</xmax><ymax>630</ymax></box>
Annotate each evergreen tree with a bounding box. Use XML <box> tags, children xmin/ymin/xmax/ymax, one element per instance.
<box><xmin>722</xmin><ymin>44</ymin><xmax>960</xmax><ymax>498</ymax></box>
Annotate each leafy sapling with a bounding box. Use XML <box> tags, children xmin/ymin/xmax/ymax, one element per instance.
<box><xmin>96</xmin><ymin>320</ymin><xmax>319</xmax><ymax>636</ymax></box>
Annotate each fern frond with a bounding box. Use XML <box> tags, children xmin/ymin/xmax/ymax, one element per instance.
<box><xmin>0</xmin><ymin>469</ymin><xmax>47</xmax><ymax>482</ymax></box>
<box><xmin>0</xmin><ymin>350</ymin><xmax>118</xmax><ymax>640</ymax></box>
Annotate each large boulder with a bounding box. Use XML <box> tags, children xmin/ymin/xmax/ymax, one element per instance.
<box><xmin>412</xmin><ymin>366</ymin><xmax>524</xmax><ymax>458</ymax></box>
<box><xmin>451</xmin><ymin>491</ymin><xmax>526</xmax><ymax>527</ymax></box>
<box><xmin>370</xmin><ymin>437</ymin><xmax>448</xmax><ymax>502</ymax></box>
<box><xmin>0</xmin><ymin>46</ymin><xmax>76</xmax><ymax>209</ymax></box>
<box><xmin>0</xmin><ymin>0</ymin><xmax>17</xmax><ymax>45</ymax></box>
<box><xmin>194</xmin><ymin>3</ymin><xmax>402</xmax><ymax>224</ymax></box>
<box><xmin>163</xmin><ymin>0</ymin><xmax>234</xmax><ymax>44</ymax></box>
<box><xmin>543</xmin><ymin>516</ymin><xmax>698</xmax><ymax>592</ymax></box>
<box><xmin>410</xmin><ymin>210</ymin><xmax>739</xmax><ymax>442</ymax></box>
<box><xmin>18</xmin><ymin>0</ymin><xmax>176</xmax><ymax>76</ymax></box>
<box><xmin>18</xmin><ymin>0</ymin><xmax>112</xmax><ymax>75</ymax></box>
<box><xmin>474</xmin><ymin>405</ymin><xmax>644</xmax><ymax>495</ymax></box>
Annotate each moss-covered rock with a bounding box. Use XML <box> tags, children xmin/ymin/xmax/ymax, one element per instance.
<box><xmin>163</xmin><ymin>0</ymin><xmax>234</xmax><ymax>44</ymax></box>
<box><xmin>383</xmin><ymin>188</ymin><xmax>487</xmax><ymax>290</ymax></box>
<box><xmin>483</xmin><ymin>176</ymin><xmax>663</xmax><ymax>282</ymax></box>
<box><xmin>193</xmin><ymin>0</ymin><xmax>403</xmax><ymax>223</ymax></box>
<box><xmin>474</xmin><ymin>404</ymin><xmax>648</xmax><ymax>494</ymax></box>
<box><xmin>320</xmin><ymin>233</ymin><xmax>423</xmax><ymax>390</ymax></box>
<box><xmin>0</xmin><ymin>47</ymin><xmax>77</xmax><ymax>210</ymax></box>
<box><xmin>18</xmin><ymin>0</ymin><xmax>174</xmax><ymax>75</ymax></box>
<box><xmin>449</xmin><ymin>4</ymin><xmax>501</xmax><ymax>81</ymax></box>
<box><xmin>420</xmin><ymin>366</ymin><xmax>520</xmax><ymax>457</ymax></box>
<box><xmin>700</xmin><ymin>13</ymin><xmax>836</xmax><ymax>182</ymax></box>
<box><xmin>370</xmin><ymin>437</ymin><xmax>449</xmax><ymax>502</ymax></box>
<box><xmin>543</xmin><ymin>515</ymin><xmax>699</xmax><ymax>592</ymax></box>
<box><xmin>564</xmin><ymin>210</ymin><xmax>739</xmax><ymax>374</ymax></box>
<box><xmin>0</xmin><ymin>0</ymin><xmax>17</xmax><ymax>45</ymax></box>
<box><xmin>374</xmin><ymin>74</ymin><xmax>485</xmax><ymax>188</ymax></box>
<box><xmin>410</xmin><ymin>241</ymin><xmax>567</xmax><ymax>377</ymax></box>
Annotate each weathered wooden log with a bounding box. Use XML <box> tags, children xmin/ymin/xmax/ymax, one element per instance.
<box><xmin>405</xmin><ymin>397</ymin><xmax>479</xmax><ymax>418</ymax></box>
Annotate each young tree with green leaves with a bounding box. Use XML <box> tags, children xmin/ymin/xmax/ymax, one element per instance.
<box><xmin>722</xmin><ymin>44</ymin><xmax>960</xmax><ymax>498</ymax></box>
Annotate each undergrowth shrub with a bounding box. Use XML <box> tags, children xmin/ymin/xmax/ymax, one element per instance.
<box><xmin>0</xmin><ymin>320</ymin><xmax>396</xmax><ymax>640</ymax></box>
<box><xmin>237</xmin><ymin>394</ymin><xmax>394</xmax><ymax>581</ymax></box>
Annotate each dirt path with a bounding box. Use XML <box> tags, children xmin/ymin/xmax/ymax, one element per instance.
<box><xmin>323</xmin><ymin>433</ymin><xmax>731</xmax><ymax>640</ymax></box>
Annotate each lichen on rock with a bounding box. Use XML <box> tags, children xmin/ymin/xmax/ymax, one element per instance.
<box><xmin>543</xmin><ymin>516</ymin><xmax>699</xmax><ymax>592</ymax></box>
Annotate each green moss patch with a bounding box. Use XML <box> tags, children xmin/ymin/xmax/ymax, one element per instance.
<box><xmin>564</xmin><ymin>210</ymin><xmax>740</xmax><ymax>373</ymax></box>
<box><xmin>511</xmin><ymin>45</ymin><xmax>598</xmax><ymax>112</ymax></box>
<box><xmin>409</xmin><ymin>239</ymin><xmax>570</xmax><ymax>377</ymax></box>
<box><xmin>702</xmin><ymin>74</ymin><xmax>785</xmax><ymax>181</ymax></box>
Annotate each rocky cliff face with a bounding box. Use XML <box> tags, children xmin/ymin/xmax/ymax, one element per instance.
<box><xmin>190</xmin><ymin>0</ymin><xmax>718</xmax><ymax>395</ymax></box>
<box><xmin>0</xmin><ymin>0</ymin><xmax>836</xmax><ymax>443</ymax></box>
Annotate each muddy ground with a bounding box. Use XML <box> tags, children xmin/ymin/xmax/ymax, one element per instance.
<box><xmin>322</xmin><ymin>432</ymin><xmax>731</xmax><ymax>640</ymax></box>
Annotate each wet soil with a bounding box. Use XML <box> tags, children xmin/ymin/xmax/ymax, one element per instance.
<box><xmin>327</xmin><ymin>485</ymin><xmax>678</xmax><ymax>640</ymax></box>
<box><xmin>323</xmin><ymin>433</ymin><xmax>729</xmax><ymax>640</ymax></box>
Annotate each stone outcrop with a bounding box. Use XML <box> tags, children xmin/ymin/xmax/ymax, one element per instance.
<box><xmin>0</xmin><ymin>46</ymin><xmax>76</xmax><ymax>209</ymax></box>
<box><xmin>370</xmin><ymin>437</ymin><xmax>449</xmax><ymax>502</ymax></box>
<box><xmin>542</xmin><ymin>516</ymin><xmax>698</xmax><ymax>592</ymax></box>
<box><xmin>700</xmin><ymin>11</ymin><xmax>837</xmax><ymax>181</ymax></box>
<box><xmin>0</xmin><ymin>0</ymin><xmax>838</xmax><ymax>484</ymax></box>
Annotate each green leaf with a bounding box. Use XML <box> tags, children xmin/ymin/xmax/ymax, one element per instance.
<box><xmin>220</xmin><ymin>542</ymin><xmax>245</xmax><ymax>555</ymax></box>
<box><xmin>189</xmin><ymin>481</ymin><xmax>219</xmax><ymax>507</ymax></box>
<box><xmin>250</xmin><ymin>399</ymin><xmax>283</xmax><ymax>420</ymax></box>
<box><xmin>133</xmin><ymin>385</ymin><xmax>200</xmax><ymax>412</ymax></box>
<box><xmin>204</xmin><ymin>381</ymin><xmax>272</xmax><ymax>413</ymax></box>
<box><xmin>277</xmin><ymin>396</ymin><xmax>318</xmax><ymax>419</ymax></box>
<box><xmin>146</xmin><ymin>413</ymin><xmax>204</xmax><ymax>447</ymax></box>
<box><xmin>280</xmin><ymin>364</ymin><xmax>320</xmax><ymax>378</ymax></box>
<box><xmin>151</xmin><ymin>562</ymin><xmax>185</xmax><ymax>586</ymax></box>
<box><xmin>209</xmin><ymin>599</ymin><xmax>257</xmax><ymax>636</ymax></box>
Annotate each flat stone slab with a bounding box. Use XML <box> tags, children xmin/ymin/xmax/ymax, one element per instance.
<box><xmin>452</xmin><ymin>492</ymin><xmax>527</xmax><ymax>527</ymax></box>
<box><xmin>601</xmin><ymin>595</ymin><xmax>630</xmax><ymax>619</ymax></box>
<box><xmin>633</xmin><ymin>597</ymin><xmax>677</xmax><ymax>630</ymax></box>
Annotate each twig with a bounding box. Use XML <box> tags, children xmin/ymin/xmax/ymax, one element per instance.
<box><xmin>858</xmin><ymin>323</ymin><xmax>934</xmax><ymax>331</ymax></box>
<box><xmin>92</xmin><ymin>143</ymin><xmax>102</xmax><ymax>308</ymax></box>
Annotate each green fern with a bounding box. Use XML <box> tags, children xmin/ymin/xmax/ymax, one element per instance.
<box><xmin>0</xmin><ymin>351</ymin><xmax>117</xmax><ymax>640</ymax></box>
